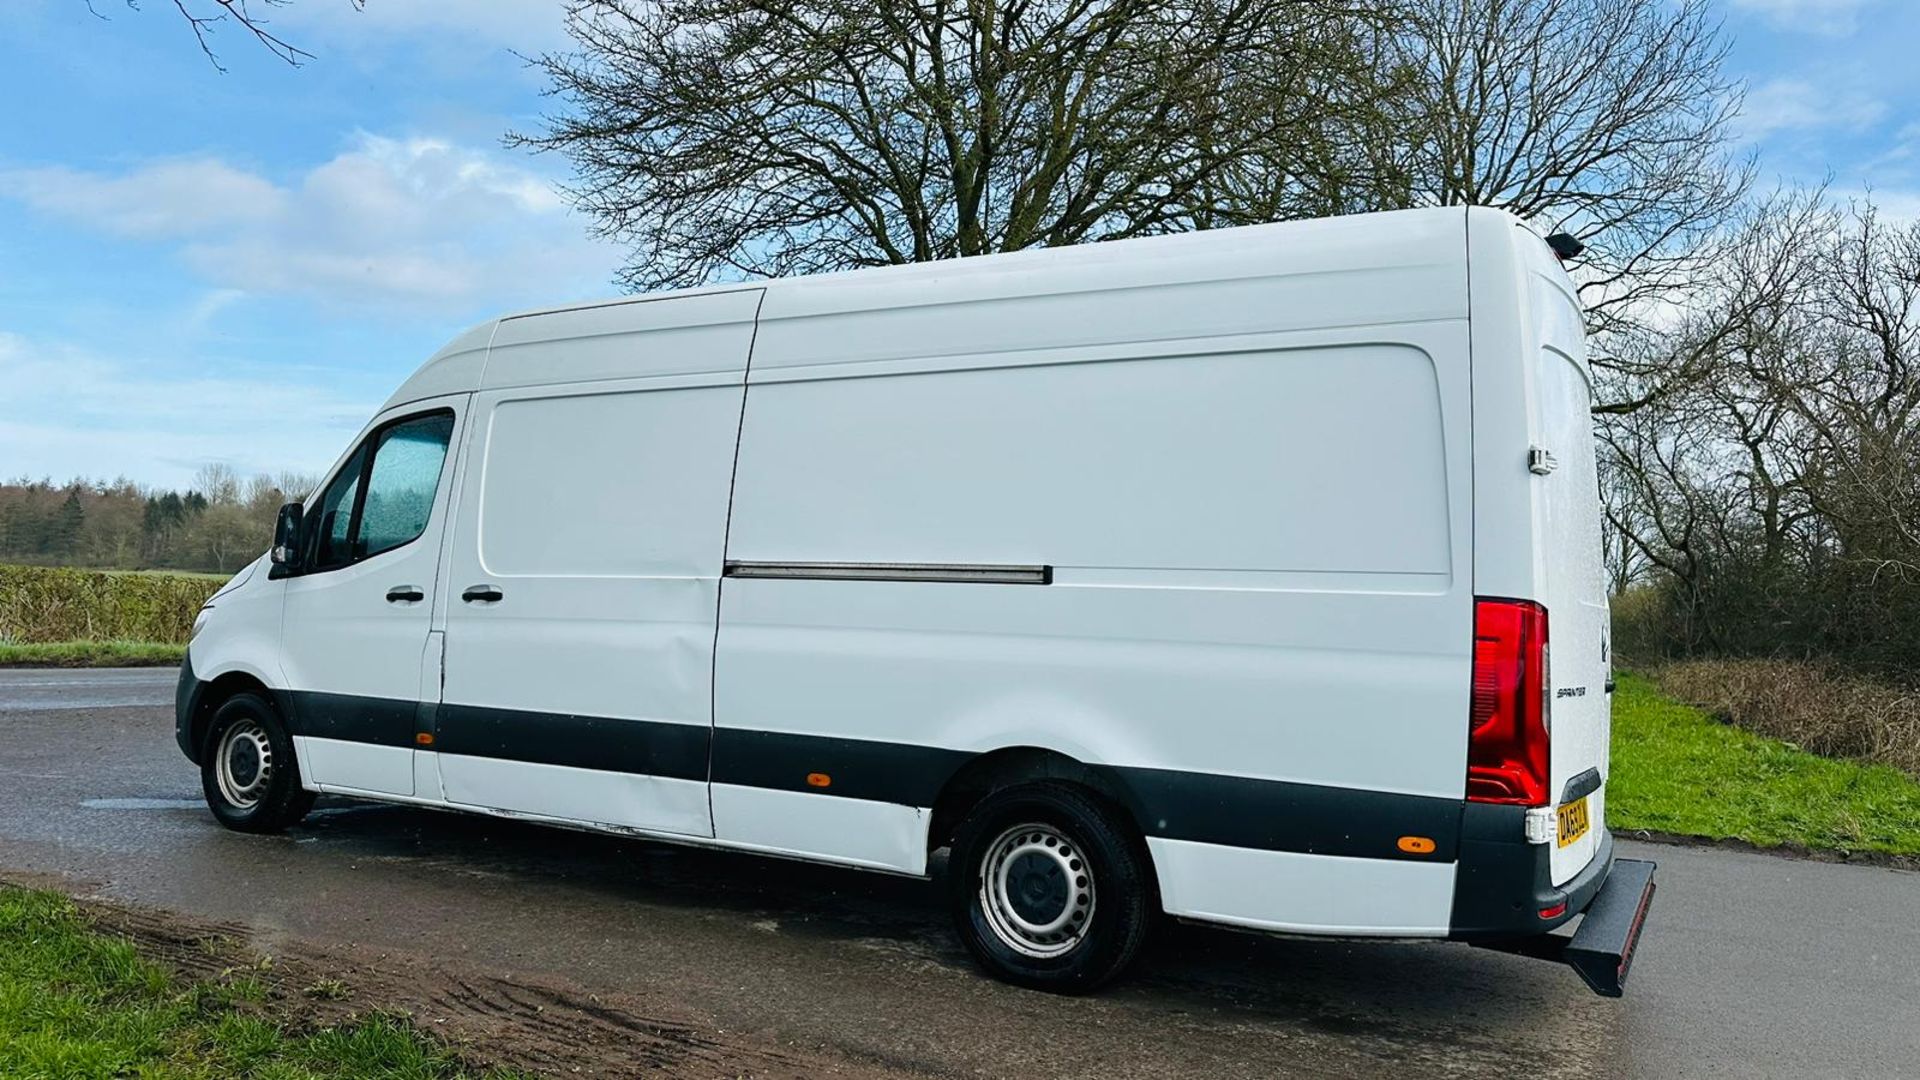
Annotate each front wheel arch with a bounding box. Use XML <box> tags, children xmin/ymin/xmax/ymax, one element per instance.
<box><xmin>187</xmin><ymin>671</ymin><xmax>277</xmax><ymax>765</ymax></box>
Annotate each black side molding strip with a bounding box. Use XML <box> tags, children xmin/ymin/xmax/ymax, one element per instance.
<box><xmin>273</xmin><ymin>688</ymin><xmax>1459</xmax><ymax>862</ymax></box>
<box><xmin>724</xmin><ymin>561</ymin><xmax>1052</xmax><ymax>585</ymax></box>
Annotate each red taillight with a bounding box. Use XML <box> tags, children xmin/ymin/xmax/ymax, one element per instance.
<box><xmin>1468</xmin><ymin>597</ymin><xmax>1550</xmax><ymax>806</ymax></box>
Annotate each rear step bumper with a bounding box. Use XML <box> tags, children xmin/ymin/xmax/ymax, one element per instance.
<box><xmin>1474</xmin><ymin>857</ymin><xmax>1658</xmax><ymax>997</ymax></box>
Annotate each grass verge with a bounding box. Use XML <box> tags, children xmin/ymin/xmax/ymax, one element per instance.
<box><xmin>0</xmin><ymin>640</ymin><xmax>186</xmax><ymax>667</ymax></box>
<box><xmin>0</xmin><ymin>885</ymin><xmax>522</xmax><ymax>1080</ymax></box>
<box><xmin>1610</xmin><ymin>672</ymin><xmax>1920</xmax><ymax>858</ymax></box>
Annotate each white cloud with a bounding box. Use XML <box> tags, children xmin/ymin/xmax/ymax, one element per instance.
<box><xmin>0</xmin><ymin>158</ymin><xmax>285</xmax><ymax>239</ymax></box>
<box><xmin>1729</xmin><ymin>0</ymin><xmax>1879</xmax><ymax>36</ymax></box>
<box><xmin>0</xmin><ymin>134</ymin><xmax>620</xmax><ymax>314</ymax></box>
<box><xmin>0</xmin><ymin>331</ymin><xmax>378</xmax><ymax>488</ymax></box>
<box><xmin>183</xmin><ymin>288</ymin><xmax>248</xmax><ymax>332</ymax></box>
<box><xmin>1740</xmin><ymin>78</ymin><xmax>1887</xmax><ymax>140</ymax></box>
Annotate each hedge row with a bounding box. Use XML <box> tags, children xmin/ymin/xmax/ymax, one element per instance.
<box><xmin>0</xmin><ymin>564</ymin><xmax>227</xmax><ymax>645</ymax></box>
<box><xmin>1659</xmin><ymin>658</ymin><xmax>1920</xmax><ymax>780</ymax></box>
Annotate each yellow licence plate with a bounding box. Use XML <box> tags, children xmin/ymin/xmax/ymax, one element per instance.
<box><xmin>1557</xmin><ymin>796</ymin><xmax>1591</xmax><ymax>848</ymax></box>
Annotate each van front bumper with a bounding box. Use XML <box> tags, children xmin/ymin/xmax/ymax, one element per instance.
<box><xmin>175</xmin><ymin>651</ymin><xmax>206</xmax><ymax>765</ymax></box>
<box><xmin>1449</xmin><ymin>803</ymin><xmax>1658</xmax><ymax>997</ymax></box>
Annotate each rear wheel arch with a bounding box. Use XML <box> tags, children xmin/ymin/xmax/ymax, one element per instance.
<box><xmin>927</xmin><ymin>746</ymin><xmax>1143</xmax><ymax>854</ymax></box>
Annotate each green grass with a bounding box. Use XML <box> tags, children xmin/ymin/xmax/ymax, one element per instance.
<box><xmin>0</xmin><ymin>886</ymin><xmax>525</xmax><ymax>1080</ymax></box>
<box><xmin>0</xmin><ymin>640</ymin><xmax>186</xmax><ymax>667</ymax></box>
<box><xmin>1610</xmin><ymin>672</ymin><xmax>1920</xmax><ymax>857</ymax></box>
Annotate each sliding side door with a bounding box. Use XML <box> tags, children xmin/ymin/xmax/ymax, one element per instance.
<box><xmin>431</xmin><ymin>291</ymin><xmax>760</xmax><ymax>837</ymax></box>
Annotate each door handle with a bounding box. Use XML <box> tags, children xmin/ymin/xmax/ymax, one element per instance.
<box><xmin>461</xmin><ymin>584</ymin><xmax>503</xmax><ymax>603</ymax></box>
<box><xmin>385</xmin><ymin>585</ymin><xmax>425</xmax><ymax>603</ymax></box>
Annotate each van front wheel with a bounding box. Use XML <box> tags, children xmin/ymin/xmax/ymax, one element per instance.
<box><xmin>200</xmin><ymin>692</ymin><xmax>315</xmax><ymax>833</ymax></box>
<box><xmin>949</xmin><ymin>782</ymin><xmax>1152</xmax><ymax>992</ymax></box>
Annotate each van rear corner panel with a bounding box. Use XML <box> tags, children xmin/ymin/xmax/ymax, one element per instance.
<box><xmin>1465</xmin><ymin>209</ymin><xmax>1612</xmax><ymax>887</ymax></box>
<box><xmin>1150</xmin><ymin>838</ymin><xmax>1457</xmax><ymax>937</ymax></box>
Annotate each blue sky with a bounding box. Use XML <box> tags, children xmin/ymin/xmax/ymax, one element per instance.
<box><xmin>3</xmin><ymin>0</ymin><xmax>1918</xmax><ymax>489</ymax></box>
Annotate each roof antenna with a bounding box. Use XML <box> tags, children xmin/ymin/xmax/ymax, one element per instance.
<box><xmin>1545</xmin><ymin>233</ymin><xmax>1585</xmax><ymax>262</ymax></box>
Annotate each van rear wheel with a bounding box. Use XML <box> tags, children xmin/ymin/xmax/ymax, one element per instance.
<box><xmin>200</xmin><ymin>692</ymin><xmax>314</xmax><ymax>833</ymax></box>
<box><xmin>949</xmin><ymin>782</ymin><xmax>1152</xmax><ymax>992</ymax></box>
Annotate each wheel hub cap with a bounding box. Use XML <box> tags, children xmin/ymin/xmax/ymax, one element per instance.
<box><xmin>229</xmin><ymin>741</ymin><xmax>260</xmax><ymax>787</ymax></box>
<box><xmin>978</xmin><ymin>823</ymin><xmax>1095</xmax><ymax>958</ymax></box>
<box><xmin>215</xmin><ymin>720</ymin><xmax>274</xmax><ymax>809</ymax></box>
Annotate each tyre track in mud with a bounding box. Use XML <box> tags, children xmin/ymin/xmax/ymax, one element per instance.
<box><xmin>73</xmin><ymin>889</ymin><xmax>909</xmax><ymax>1078</ymax></box>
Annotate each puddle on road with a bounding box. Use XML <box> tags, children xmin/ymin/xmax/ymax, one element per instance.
<box><xmin>80</xmin><ymin>798</ymin><xmax>203</xmax><ymax>811</ymax></box>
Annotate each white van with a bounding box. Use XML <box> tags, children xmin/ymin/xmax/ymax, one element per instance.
<box><xmin>178</xmin><ymin>206</ymin><xmax>1655</xmax><ymax>995</ymax></box>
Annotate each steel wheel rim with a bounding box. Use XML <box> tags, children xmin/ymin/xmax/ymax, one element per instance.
<box><xmin>978</xmin><ymin>822</ymin><xmax>1095</xmax><ymax>958</ymax></box>
<box><xmin>215</xmin><ymin>720</ymin><xmax>273</xmax><ymax>809</ymax></box>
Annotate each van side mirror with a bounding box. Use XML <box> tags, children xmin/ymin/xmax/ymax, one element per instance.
<box><xmin>271</xmin><ymin>502</ymin><xmax>303</xmax><ymax>566</ymax></box>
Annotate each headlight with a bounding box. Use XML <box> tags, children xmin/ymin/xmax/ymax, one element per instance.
<box><xmin>191</xmin><ymin>606</ymin><xmax>214</xmax><ymax>641</ymax></box>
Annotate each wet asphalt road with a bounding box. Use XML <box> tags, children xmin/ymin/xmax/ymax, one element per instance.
<box><xmin>1</xmin><ymin>668</ymin><xmax>1915</xmax><ymax>1079</ymax></box>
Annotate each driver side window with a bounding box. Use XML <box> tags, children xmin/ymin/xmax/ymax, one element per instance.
<box><xmin>311</xmin><ymin>446</ymin><xmax>366</xmax><ymax>570</ymax></box>
<box><xmin>304</xmin><ymin>410</ymin><xmax>454</xmax><ymax>572</ymax></box>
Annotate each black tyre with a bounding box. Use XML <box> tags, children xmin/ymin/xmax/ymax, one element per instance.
<box><xmin>949</xmin><ymin>781</ymin><xmax>1153</xmax><ymax>993</ymax></box>
<box><xmin>200</xmin><ymin>692</ymin><xmax>315</xmax><ymax>833</ymax></box>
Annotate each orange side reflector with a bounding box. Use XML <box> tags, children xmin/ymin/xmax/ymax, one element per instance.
<box><xmin>415</xmin><ymin>732</ymin><xmax>434</xmax><ymax>746</ymax></box>
<box><xmin>806</xmin><ymin>772</ymin><xmax>832</xmax><ymax>788</ymax></box>
<box><xmin>1397</xmin><ymin>835</ymin><xmax>1436</xmax><ymax>854</ymax></box>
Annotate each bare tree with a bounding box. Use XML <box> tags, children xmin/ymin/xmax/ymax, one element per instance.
<box><xmin>1602</xmin><ymin>192</ymin><xmax>1920</xmax><ymax>669</ymax></box>
<box><xmin>1796</xmin><ymin>204</ymin><xmax>1920</xmax><ymax>585</ymax></box>
<box><xmin>1596</xmin><ymin>192</ymin><xmax>1832</xmax><ymax>594</ymax></box>
<box><xmin>1369</xmin><ymin>0</ymin><xmax>1751</xmax><ymax>357</ymax></box>
<box><xmin>93</xmin><ymin>0</ymin><xmax>363</xmax><ymax>69</ymax></box>
<box><xmin>192</xmin><ymin>463</ymin><xmax>242</xmax><ymax>506</ymax></box>
<box><xmin>195</xmin><ymin>502</ymin><xmax>259</xmax><ymax>572</ymax></box>
<box><xmin>274</xmin><ymin>471</ymin><xmax>319</xmax><ymax>502</ymax></box>
<box><xmin>515</xmin><ymin>0</ymin><xmax>1393</xmax><ymax>291</ymax></box>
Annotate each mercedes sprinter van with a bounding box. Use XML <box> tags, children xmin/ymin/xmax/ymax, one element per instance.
<box><xmin>177</xmin><ymin>206</ymin><xmax>1656</xmax><ymax>995</ymax></box>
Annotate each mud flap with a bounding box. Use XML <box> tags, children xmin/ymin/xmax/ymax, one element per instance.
<box><xmin>1474</xmin><ymin>857</ymin><xmax>1658</xmax><ymax>997</ymax></box>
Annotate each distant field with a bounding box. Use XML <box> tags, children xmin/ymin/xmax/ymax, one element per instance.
<box><xmin>0</xmin><ymin>564</ymin><xmax>224</xmax><ymax>650</ymax></box>
<box><xmin>101</xmin><ymin>567</ymin><xmax>233</xmax><ymax>581</ymax></box>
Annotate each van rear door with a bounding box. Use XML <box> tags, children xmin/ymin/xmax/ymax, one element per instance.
<box><xmin>1528</xmin><ymin>267</ymin><xmax>1610</xmax><ymax>887</ymax></box>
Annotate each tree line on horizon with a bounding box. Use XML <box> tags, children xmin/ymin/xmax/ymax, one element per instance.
<box><xmin>0</xmin><ymin>465</ymin><xmax>313</xmax><ymax>575</ymax></box>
